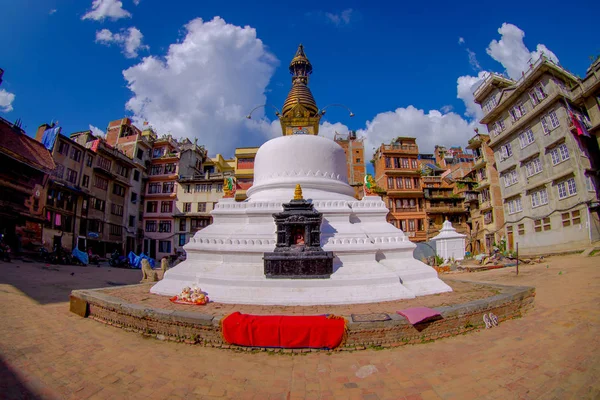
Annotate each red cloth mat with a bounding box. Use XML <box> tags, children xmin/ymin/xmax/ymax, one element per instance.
<box><xmin>221</xmin><ymin>312</ymin><xmax>347</xmax><ymax>349</ymax></box>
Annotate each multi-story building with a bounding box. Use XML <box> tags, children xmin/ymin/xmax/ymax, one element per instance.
<box><xmin>1</xmin><ymin>117</ymin><xmax>54</xmax><ymax>253</ymax></box>
<box><xmin>454</xmin><ymin>169</ymin><xmax>482</xmax><ymax>253</ymax></box>
<box><xmin>571</xmin><ymin>57</ymin><xmax>600</xmax><ymax>204</ymax></box>
<box><xmin>234</xmin><ymin>147</ymin><xmax>258</xmax><ymax>201</ymax></box>
<box><xmin>334</xmin><ymin>131</ymin><xmax>366</xmax><ymax>199</ymax></box>
<box><xmin>143</xmin><ymin>135</ymin><xmax>181</xmax><ymax>260</ymax></box>
<box><xmin>34</xmin><ymin>124</ymin><xmax>89</xmax><ymax>252</ymax></box>
<box><xmin>434</xmin><ymin>145</ymin><xmax>475</xmax><ymax>180</ymax></box>
<box><xmin>466</xmin><ymin>132</ymin><xmax>505</xmax><ymax>253</ymax></box>
<box><xmin>473</xmin><ymin>55</ymin><xmax>600</xmax><ymax>255</ymax></box>
<box><xmin>373</xmin><ymin>137</ymin><xmax>426</xmax><ymax>242</ymax></box>
<box><xmin>421</xmin><ymin>169</ymin><xmax>470</xmax><ymax>240</ymax></box>
<box><xmin>175</xmin><ymin>147</ymin><xmax>234</xmax><ymax>250</ymax></box>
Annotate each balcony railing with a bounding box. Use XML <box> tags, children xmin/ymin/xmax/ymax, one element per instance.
<box><xmin>426</xmin><ymin>205</ymin><xmax>467</xmax><ymax>213</ymax></box>
<box><xmin>381</xmin><ymin>144</ymin><xmax>419</xmax><ymax>153</ymax></box>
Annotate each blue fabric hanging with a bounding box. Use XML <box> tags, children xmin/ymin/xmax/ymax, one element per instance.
<box><xmin>41</xmin><ymin>126</ymin><xmax>60</xmax><ymax>150</ymax></box>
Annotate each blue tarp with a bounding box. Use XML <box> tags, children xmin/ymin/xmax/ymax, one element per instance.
<box><xmin>127</xmin><ymin>251</ymin><xmax>155</xmax><ymax>269</ymax></box>
<box><xmin>41</xmin><ymin>126</ymin><xmax>60</xmax><ymax>150</ymax></box>
<box><xmin>72</xmin><ymin>248</ymin><xmax>89</xmax><ymax>265</ymax></box>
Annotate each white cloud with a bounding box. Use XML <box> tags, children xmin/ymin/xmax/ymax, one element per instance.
<box><xmin>95</xmin><ymin>27</ymin><xmax>148</xmax><ymax>58</ymax></box>
<box><xmin>82</xmin><ymin>0</ymin><xmax>131</xmax><ymax>21</ymax></box>
<box><xmin>457</xmin><ymin>71</ymin><xmax>488</xmax><ymax>120</ymax></box>
<box><xmin>122</xmin><ymin>17</ymin><xmax>279</xmax><ymax>157</ymax></box>
<box><xmin>441</xmin><ymin>105</ymin><xmax>453</xmax><ymax>113</ymax></box>
<box><xmin>466</xmin><ymin>49</ymin><xmax>481</xmax><ymax>71</ymax></box>
<box><xmin>325</xmin><ymin>9</ymin><xmax>353</xmax><ymax>26</ymax></box>
<box><xmin>89</xmin><ymin>124</ymin><xmax>105</xmax><ymax>137</ymax></box>
<box><xmin>133</xmin><ymin>0</ymin><xmax>141</xmax><ymax>4</ymax></box>
<box><xmin>49</xmin><ymin>9</ymin><xmax>57</xmax><ymax>15</ymax></box>
<box><xmin>458</xmin><ymin>37</ymin><xmax>465</xmax><ymax>45</ymax></box>
<box><xmin>0</xmin><ymin>89</ymin><xmax>16</xmax><ymax>113</ymax></box>
<box><xmin>486</xmin><ymin>23</ymin><xmax>559</xmax><ymax>80</ymax></box>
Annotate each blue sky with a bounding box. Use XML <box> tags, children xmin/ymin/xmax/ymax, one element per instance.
<box><xmin>0</xmin><ymin>0</ymin><xmax>598</xmax><ymax>158</ymax></box>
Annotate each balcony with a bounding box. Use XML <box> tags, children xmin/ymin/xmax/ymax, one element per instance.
<box><xmin>426</xmin><ymin>205</ymin><xmax>467</xmax><ymax>214</ymax></box>
<box><xmin>391</xmin><ymin>207</ymin><xmax>419</xmax><ymax>213</ymax></box>
<box><xmin>381</xmin><ymin>144</ymin><xmax>419</xmax><ymax>154</ymax></box>
<box><xmin>464</xmin><ymin>193</ymin><xmax>479</xmax><ymax>202</ymax></box>
<box><xmin>473</xmin><ymin>156</ymin><xmax>486</xmax><ymax>169</ymax></box>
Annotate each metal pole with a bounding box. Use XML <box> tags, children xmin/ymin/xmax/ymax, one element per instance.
<box><xmin>517</xmin><ymin>242</ymin><xmax>519</xmax><ymax>275</ymax></box>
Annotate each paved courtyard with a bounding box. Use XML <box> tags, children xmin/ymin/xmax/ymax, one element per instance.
<box><xmin>0</xmin><ymin>254</ymin><xmax>599</xmax><ymax>400</ymax></box>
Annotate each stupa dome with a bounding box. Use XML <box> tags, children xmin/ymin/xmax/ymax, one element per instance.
<box><xmin>246</xmin><ymin>135</ymin><xmax>355</xmax><ymax>202</ymax></box>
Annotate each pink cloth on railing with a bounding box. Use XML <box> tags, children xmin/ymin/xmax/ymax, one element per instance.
<box><xmin>396</xmin><ymin>307</ymin><xmax>441</xmax><ymax>325</ymax></box>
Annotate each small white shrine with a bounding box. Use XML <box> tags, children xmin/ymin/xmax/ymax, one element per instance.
<box><xmin>430</xmin><ymin>220</ymin><xmax>467</xmax><ymax>261</ymax></box>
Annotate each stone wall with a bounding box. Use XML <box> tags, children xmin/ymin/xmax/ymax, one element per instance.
<box><xmin>70</xmin><ymin>281</ymin><xmax>534</xmax><ymax>352</ymax></box>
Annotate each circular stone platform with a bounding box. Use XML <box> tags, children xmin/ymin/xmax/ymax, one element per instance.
<box><xmin>70</xmin><ymin>279</ymin><xmax>535</xmax><ymax>352</ymax></box>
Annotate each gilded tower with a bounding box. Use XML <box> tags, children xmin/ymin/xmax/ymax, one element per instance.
<box><xmin>279</xmin><ymin>44</ymin><xmax>322</xmax><ymax>136</ymax></box>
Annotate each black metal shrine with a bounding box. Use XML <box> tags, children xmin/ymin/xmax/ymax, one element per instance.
<box><xmin>263</xmin><ymin>186</ymin><xmax>334</xmax><ymax>279</ymax></box>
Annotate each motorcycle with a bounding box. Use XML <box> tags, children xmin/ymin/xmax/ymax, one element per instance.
<box><xmin>108</xmin><ymin>251</ymin><xmax>130</xmax><ymax>268</ymax></box>
<box><xmin>0</xmin><ymin>241</ymin><xmax>11</xmax><ymax>262</ymax></box>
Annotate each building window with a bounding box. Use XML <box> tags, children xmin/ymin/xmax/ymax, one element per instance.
<box><xmin>480</xmin><ymin>188</ymin><xmax>490</xmax><ymax>203</ymax></box>
<box><xmin>86</xmin><ymin>154</ymin><xmax>93</xmax><ymax>167</ymax></box>
<box><xmin>407</xmin><ymin>219</ymin><xmax>415</xmax><ymax>231</ymax></box>
<box><xmin>518</xmin><ymin>223</ymin><xmax>525</xmax><ymax>235</ymax></box>
<box><xmin>483</xmin><ymin>96</ymin><xmax>497</xmax><ymax>113</ymax></box>
<box><xmin>191</xmin><ymin>218</ymin><xmax>210</xmax><ymax>231</ymax></box>
<box><xmin>129</xmin><ymin>215</ymin><xmax>135</xmax><ymax>227</ymax></box>
<box><xmin>525</xmin><ymin>158</ymin><xmax>543</xmax><ymax>177</ymax></box>
<box><xmin>492</xmin><ymin>119</ymin><xmax>506</xmax><ymax>136</ymax></box>
<box><xmin>541</xmin><ymin>110</ymin><xmax>560</xmax><ymax>134</ymax></box>
<box><xmin>91</xmin><ymin>198</ymin><xmax>105</xmax><ymax>211</ymax></box>
<box><xmin>133</xmin><ymin>170</ymin><xmax>140</xmax><ymax>181</ymax></box>
<box><xmin>145</xmin><ymin>220</ymin><xmax>157</xmax><ymax>232</ymax></box>
<box><xmin>484</xmin><ymin>211</ymin><xmax>493</xmax><ymax>225</ymax></box>
<box><xmin>136</xmin><ymin>148</ymin><xmax>144</xmax><ymax>160</ymax></box>
<box><xmin>413</xmin><ymin>177</ymin><xmax>420</xmax><ymax>189</ymax></box>
<box><xmin>150</xmin><ymin>165</ymin><xmax>163</xmax><ymax>175</ymax></box>
<box><xmin>159</xmin><ymin>221</ymin><xmax>172</xmax><ymax>233</ymax></box>
<box><xmin>506</xmin><ymin>197</ymin><xmax>523</xmax><ymax>215</ymax></box>
<box><xmin>534</xmin><ymin>218</ymin><xmax>551</xmax><ymax>232</ymax></box>
<box><xmin>162</xmin><ymin>182</ymin><xmax>175</xmax><ymax>193</ymax></box>
<box><xmin>146</xmin><ymin>201</ymin><xmax>158</xmax><ymax>213</ymax></box>
<box><xmin>393</xmin><ymin>177</ymin><xmax>402</xmax><ymax>189</ymax></box>
<box><xmin>183</xmin><ymin>202</ymin><xmax>191</xmax><ymax>212</ymax></box>
<box><xmin>195</xmin><ymin>184</ymin><xmax>212</xmax><ymax>192</ymax></box>
<box><xmin>509</xmin><ymin>102</ymin><xmax>527</xmax><ymax>122</ymax></box>
<box><xmin>111</xmin><ymin>204</ymin><xmax>124</xmax><ymax>216</ymax></box>
<box><xmin>499</xmin><ymin>143</ymin><xmax>513</xmax><ymax>161</ymax></box>
<box><xmin>148</xmin><ymin>183</ymin><xmax>161</xmax><ymax>194</ymax></box>
<box><xmin>179</xmin><ymin>234</ymin><xmax>186</xmax><ymax>247</ymax></box>
<box><xmin>82</xmin><ymin>175</ymin><xmax>90</xmax><ymax>187</ymax></box>
<box><xmin>58</xmin><ymin>141</ymin><xmax>69</xmax><ymax>155</ymax></box>
<box><xmin>70</xmin><ymin>148</ymin><xmax>82</xmax><ymax>162</ymax></box>
<box><xmin>184</xmin><ymin>184</ymin><xmax>191</xmax><ymax>194</ymax></box>
<box><xmin>164</xmin><ymin>163</ymin><xmax>176</xmax><ymax>174</ymax></box>
<box><xmin>88</xmin><ymin>220</ymin><xmax>103</xmax><ymax>234</ymax></box>
<box><xmin>562</xmin><ymin>210</ymin><xmax>581</xmax><ymax>227</ymax></box>
<box><xmin>518</xmin><ymin>129</ymin><xmax>535</xmax><ymax>149</ymax></box>
<box><xmin>401</xmin><ymin>158</ymin><xmax>409</xmax><ymax>169</ymax></box>
<box><xmin>93</xmin><ymin>176</ymin><xmax>108</xmax><ymax>190</ymax></box>
<box><xmin>159</xmin><ymin>240</ymin><xmax>171</xmax><ymax>253</ymax></box>
<box><xmin>97</xmin><ymin>156</ymin><xmax>111</xmax><ymax>171</ymax></box>
<box><xmin>179</xmin><ymin>219</ymin><xmax>186</xmax><ymax>231</ymax></box>
<box><xmin>131</xmin><ymin>192</ymin><xmax>138</xmax><ymax>203</ymax></box>
<box><xmin>404</xmin><ymin>177</ymin><xmax>412</xmax><ymax>189</ymax></box>
<box><xmin>557</xmin><ymin>178</ymin><xmax>577</xmax><ymax>200</ymax></box>
<box><xmin>116</xmin><ymin>164</ymin><xmax>129</xmax><ymax>178</ymax></box>
<box><xmin>387</xmin><ymin>177</ymin><xmax>394</xmax><ymax>189</ymax></box>
<box><xmin>411</xmin><ymin>159</ymin><xmax>418</xmax><ymax>169</ymax></box>
<box><xmin>197</xmin><ymin>202</ymin><xmax>207</xmax><ymax>212</ymax></box>
<box><xmin>384</xmin><ymin>157</ymin><xmax>392</xmax><ymax>169</ymax></box>
<box><xmin>113</xmin><ymin>183</ymin><xmax>126</xmax><ymax>197</ymax></box>
<box><xmin>531</xmin><ymin>188</ymin><xmax>549</xmax><ymax>208</ymax></box>
<box><xmin>216</xmin><ymin>183</ymin><xmax>223</xmax><ymax>192</ymax></box>
<box><xmin>66</xmin><ymin>168</ymin><xmax>78</xmax><ymax>184</ymax></box>
<box><xmin>503</xmin><ymin>169</ymin><xmax>519</xmax><ymax>187</ymax></box>
<box><xmin>153</xmin><ymin>148</ymin><xmax>165</xmax><ymax>158</ymax></box>
<box><xmin>550</xmin><ymin>144</ymin><xmax>569</xmax><ymax>165</ymax></box>
<box><xmin>161</xmin><ymin>201</ymin><xmax>173</xmax><ymax>213</ymax></box>
<box><xmin>528</xmin><ymin>82</ymin><xmax>547</xmax><ymax>106</ymax></box>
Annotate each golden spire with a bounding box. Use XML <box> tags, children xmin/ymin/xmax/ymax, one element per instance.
<box><xmin>279</xmin><ymin>44</ymin><xmax>321</xmax><ymax>136</ymax></box>
<box><xmin>294</xmin><ymin>184</ymin><xmax>303</xmax><ymax>200</ymax></box>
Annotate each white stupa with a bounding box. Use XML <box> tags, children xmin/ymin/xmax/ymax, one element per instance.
<box><xmin>150</xmin><ymin>45</ymin><xmax>451</xmax><ymax>305</ymax></box>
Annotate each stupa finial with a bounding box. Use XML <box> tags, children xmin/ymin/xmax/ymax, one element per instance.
<box><xmin>294</xmin><ymin>184</ymin><xmax>303</xmax><ymax>200</ymax></box>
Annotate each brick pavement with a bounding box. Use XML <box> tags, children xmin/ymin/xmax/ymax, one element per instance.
<box><xmin>0</xmin><ymin>255</ymin><xmax>599</xmax><ymax>400</ymax></box>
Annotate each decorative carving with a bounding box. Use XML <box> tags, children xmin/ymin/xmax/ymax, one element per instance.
<box><xmin>140</xmin><ymin>259</ymin><xmax>158</xmax><ymax>283</ymax></box>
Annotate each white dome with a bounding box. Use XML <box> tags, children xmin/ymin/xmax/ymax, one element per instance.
<box><xmin>247</xmin><ymin>135</ymin><xmax>355</xmax><ymax>202</ymax></box>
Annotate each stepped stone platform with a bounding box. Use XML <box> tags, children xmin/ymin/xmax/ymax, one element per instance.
<box><xmin>70</xmin><ymin>279</ymin><xmax>535</xmax><ymax>351</ymax></box>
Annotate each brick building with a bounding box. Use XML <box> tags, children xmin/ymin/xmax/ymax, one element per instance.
<box><xmin>334</xmin><ymin>131</ymin><xmax>366</xmax><ymax>199</ymax></box>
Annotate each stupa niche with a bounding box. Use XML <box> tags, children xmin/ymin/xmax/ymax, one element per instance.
<box><xmin>150</xmin><ymin>45</ymin><xmax>452</xmax><ymax>305</ymax></box>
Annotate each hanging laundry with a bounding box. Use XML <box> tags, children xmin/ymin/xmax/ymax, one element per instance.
<box><xmin>569</xmin><ymin>110</ymin><xmax>591</xmax><ymax>138</ymax></box>
<box><xmin>55</xmin><ymin>213</ymin><xmax>62</xmax><ymax>226</ymax></box>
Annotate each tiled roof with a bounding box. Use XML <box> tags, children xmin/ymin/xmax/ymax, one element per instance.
<box><xmin>0</xmin><ymin>118</ymin><xmax>56</xmax><ymax>172</ymax></box>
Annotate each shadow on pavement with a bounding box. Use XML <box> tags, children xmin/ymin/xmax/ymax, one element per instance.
<box><xmin>0</xmin><ymin>260</ymin><xmax>141</xmax><ymax>305</ymax></box>
<box><xmin>0</xmin><ymin>355</ymin><xmax>42</xmax><ymax>400</ymax></box>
